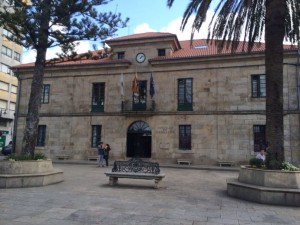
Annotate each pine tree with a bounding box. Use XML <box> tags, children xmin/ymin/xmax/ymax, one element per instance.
<box><xmin>0</xmin><ymin>0</ymin><xmax>128</xmax><ymax>158</ymax></box>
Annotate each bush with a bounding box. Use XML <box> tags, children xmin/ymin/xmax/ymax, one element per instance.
<box><xmin>281</xmin><ymin>161</ymin><xmax>300</xmax><ymax>171</ymax></box>
<box><xmin>249</xmin><ymin>158</ymin><xmax>264</xmax><ymax>168</ymax></box>
<box><xmin>267</xmin><ymin>159</ymin><xmax>282</xmax><ymax>170</ymax></box>
<box><xmin>7</xmin><ymin>153</ymin><xmax>47</xmax><ymax>161</ymax></box>
<box><xmin>33</xmin><ymin>152</ymin><xmax>47</xmax><ymax>160</ymax></box>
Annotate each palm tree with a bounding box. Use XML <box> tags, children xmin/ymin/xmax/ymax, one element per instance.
<box><xmin>167</xmin><ymin>0</ymin><xmax>299</xmax><ymax>168</ymax></box>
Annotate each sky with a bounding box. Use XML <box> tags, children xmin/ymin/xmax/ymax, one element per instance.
<box><xmin>22</xmin><ymin>0</ymin><xmax>216</xmax><ymax>64</ymax></box>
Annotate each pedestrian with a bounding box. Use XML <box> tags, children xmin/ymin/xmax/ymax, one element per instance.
<box><xmin>97</xmin><ymin>142</ymin><xmax>105</xmax><ymax>167</ymax></box>
<box><xmin>104</xmin><ymin>144</ymin><xmax>111</xmax><ymax>167</ymax></box>
<box><xmin>256</xmin><ymin>149</ymin><xmax>266</xmax><ymax>162</ymax></box>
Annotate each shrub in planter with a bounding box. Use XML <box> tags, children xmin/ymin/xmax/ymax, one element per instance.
<box><xmin>267</xmin><ymin>159</ymin><xmax>282</xmax><ymax>170</ymax></box>
<box><xmin>281</xmin><ymin>161</ymin><xmax>300</xmax><ymax>171</ymax></box>
<box><xmin>249</xmin><ymin>158</ymin><xmax>264</xmax><ymax>168</ymax></box>
<box><xmin>7</xmin><ymin>153</ymin><xmax>47</xmax><ymax>161</ymax></box>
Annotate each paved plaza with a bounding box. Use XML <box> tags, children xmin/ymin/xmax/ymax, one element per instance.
<box><xmin>0</xmin><ymin>163</ymin><xmax>299</xmax><ymax>225</ymax></box>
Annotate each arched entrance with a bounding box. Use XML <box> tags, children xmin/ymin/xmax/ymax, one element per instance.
<box><xmin>127</xmin><ymin>121</ymin><xmax>152</xmax><ymax>158</ymax></box>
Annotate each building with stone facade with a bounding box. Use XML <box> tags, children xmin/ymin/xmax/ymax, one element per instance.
<box><xmin>13</xmin><ymin>32</ymin><xmax>299</xmax><ymax>165</ymax></box>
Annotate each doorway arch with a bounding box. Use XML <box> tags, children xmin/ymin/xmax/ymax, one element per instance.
<box><xmin>127</xmin><ymin>121</ymin><xmax>152</xmax><ymax>158</ymax></box>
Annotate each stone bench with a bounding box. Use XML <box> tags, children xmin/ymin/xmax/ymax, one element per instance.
<box><xmin>87</xmin><ymin>155</ymin><xmax>98</xmax><ymax>161</ymax></box>
<box><xmin>104</xmin><ymin>158</ymin><xmax>165</xmax><ymax>189</ymax></box>
<box><xmin>217</xmin><ymin>161</ymin><xmax>235</xmax><ymax>167</ymax></box>
<box><xmin>55</xmin><ymin>155</ymin><xmax>70</xmax><ymax>160</ymax></box>
<box><xmin>177</xmin><ymin>159</ymin><xmax>192</xmax><ymax>165</ymax></box>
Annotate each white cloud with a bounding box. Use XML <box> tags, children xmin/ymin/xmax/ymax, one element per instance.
<box><xmin>131</xmin><ymin>10</ymin><xmax>215</xmax><ymax>41</ymax></box>
<box><xmin>21</xmin><ymin>40</ymin><xmax>94</xmax><ymax>64</ymax></box>
<box><xmin>160</xmin><ymin>10</ymin><xmax>215</xmax><ymax>40</ymax></box>
<box><xmin>133</xmin><ymin>23</ymin><xmax>156</xmax><ymax>33</ymax></box>
<box><xmin>21</xmin><ymin>49</ymin><xmax>36</xmax><ymax>64</ymax></box>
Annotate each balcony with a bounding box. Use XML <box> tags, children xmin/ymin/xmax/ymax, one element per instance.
<box><xmin>121</xmin><ymin>100</ymin><xmax>155</xmax><ymax>116</ymax></box>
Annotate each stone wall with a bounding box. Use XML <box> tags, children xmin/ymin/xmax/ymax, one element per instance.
<box><xmin>15</xmin><ymin>50</ymin><xmax>300</xmax><ymax>165</ymax></box>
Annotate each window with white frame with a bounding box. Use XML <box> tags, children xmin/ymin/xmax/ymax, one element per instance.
<box><xmin>0</xmin><ymin>81</ymin><xmax>9</xmax><ymax>91</ymax></box>
<box><xmin>9</xmin><ymin>102</ymin><xmax>15</xmax><ymax>111</ymax></box>
<box><xmin>2</xmin><ymin>29</ymin><xmax>12</xmax><ymax>38</ymax></box>
<box><xmin>1</xmin><ymin>63</ymin><xmax>11</xmax><ymax>74</ymax></box>
<box><xmin>1</xmin><ymin>46</ymin><xmax>12</xmax><ymax>58</ymax></box>
<box><xmin>14</xmin><ymin>52</ymin><xmax>21</xmax><ymax>61</ymax></box>
<box><xmin>11</xmin><ymin>85</ymin><xmax>17</xmax><ymax>93</ymax></box>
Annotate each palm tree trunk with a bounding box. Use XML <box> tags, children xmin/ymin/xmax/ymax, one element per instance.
<box><xmin>265</xmin><ymin>0</ymin><xmax>286</xmax><ymax>166</ymax></box>
<box><xmin>21</xmin><ymin>1</ymin><xmax>51</xmax><ymax>158</ymax></box>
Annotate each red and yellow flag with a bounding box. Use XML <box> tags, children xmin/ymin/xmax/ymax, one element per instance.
<box><xmin>132</xmin><ymin>73</ymin><xmax>139</xmax><ymax>96</ymax></box>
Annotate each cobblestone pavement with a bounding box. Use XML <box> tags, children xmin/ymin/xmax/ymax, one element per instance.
<box><xmin>0</xmin><ymin>163</ymin><xmax>299</xmax><ymax>225</ymax></box>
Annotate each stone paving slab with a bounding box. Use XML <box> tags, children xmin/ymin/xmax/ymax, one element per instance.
<box><xmin>0</xmin><ymin>163</ymin><xmax>299</xmax><ymax>225</ymax></box>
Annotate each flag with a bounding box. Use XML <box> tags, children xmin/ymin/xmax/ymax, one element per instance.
<box><xmin>150</xmin><ymin>73</ymin><xmax>155</xmax><ymax>98</ymax></box>
<box><xmin>120</xmin><ymin>73</ymin><xmax>124</xmax><ymax>97</ymax></box>
<box><xmin>132</xmin><ymin>73</ymin><xmax>139</xmax><ymax>96</ymax></box>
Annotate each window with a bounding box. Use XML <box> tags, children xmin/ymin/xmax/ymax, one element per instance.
<box><xmin>1</xmin><ymin>63</ymin><xmax>11</xmax><ymax>74</ymax></box>
<box><xmin>117</xmin><ymin>52</ymin><xmax>125</xmax><ymax>59</ymax></box>
<box><xmin>92</xmin><ymin>83</ymin><xmax>105</xmax><ymax>112</ymax></box>
<box><xmin>253</xmin><ymin>125</ymin><xmax>266</xmax><ymax>152</ymax></box>
<box><xmin>9</xmin><ymin>102</ymin><xmax>15</xmax><ymax>111</ymax></box>
<box><xmin>14</xmin><ymin>52</ymin><xmax>21</xmax><ymax>61</ymax></box>
<box><xmin>91</xmin><ymin>125</ymin><xmax>101</xmax><ymax>147</ymax></box>
<box><xmin>178</xmin><ymin>78</ymin><xmax>193</xmax><ymax>111</ymax></box>
<box><xmin>179</xmin><ymin>125</ymin><xmax>191</xmax><ymax>150</ymax></box>
<box><xmin>0</xmin><ymin>81</ymin><xmax>9</xmax><ymax>91</ymax></box>
<box><xmin>0</xmin><ymin>100</ymin><xmax>7</xmax><ymax>109</ymax></box>
<box><xmin>37</xmin><ymin>125</ymin><xmax>46</xmax><ymax>146</ymax></box>
<box><xmin>252</xmin><ymin>74</ymin><xmax>266</xmax><ymax>97</ymax></box>
<box><xmin>1</xmin><ymin>46</ymin><xmax>12</xmax><ymax>58</ymax></box>
<box><xmin>41</xmin><ymin>84</ymin><xmax>50</xmax><ymax>103</ymax></box>
<box><xmin>158</xmin><ymin>49</ymin><xmax>166</xmax><ymax>56</ymax></box>
<box><xmin>11</xmin><ymin>85</ymin><xmax>17</xmax><ymax>93</ymax></box>
<box><xmin>2</xmin><ymin>29</ymin><xmax>13</xmax><ymax>38</ymax></box>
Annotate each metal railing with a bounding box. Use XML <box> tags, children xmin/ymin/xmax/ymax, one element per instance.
<box><xmin>121</xmin><ymin>100</ymin><xmax>155</xmax><ymax>113</ymax></box>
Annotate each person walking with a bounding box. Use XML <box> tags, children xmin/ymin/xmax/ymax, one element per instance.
<box><xmin>104</xmin><ymin>144</ymin><xmax>111</xmax><ymax>167</ymax></box>
<box><xmin>97</xmin><ymin>142</ymin><xmax>105</xmax><ymax>167</ymax></box>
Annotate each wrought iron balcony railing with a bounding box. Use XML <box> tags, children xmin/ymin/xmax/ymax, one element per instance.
<box><xmin>121</xmin><ymin>100</ymin><xmax>155</xmax><ymax>113</ymax></box>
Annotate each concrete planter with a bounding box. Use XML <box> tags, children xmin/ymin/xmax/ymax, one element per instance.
<box><xmin>0</xmin><ymin>159</ymin><xmax>64</xmax><ymax>188</ymax></box>
<box><xmin>0</xmin><ymin>159</ymin><xmax>54</xmax><ymax>174</ymax></box>
<box><xmin>227</xmin><ymin>166</ymin><xmax>300</xmax><ymax>206</ymax></box>
<box><xmin>238</xmin><ymin>166</ymin><xmax>300</xmax><ymax>189</ymax></box>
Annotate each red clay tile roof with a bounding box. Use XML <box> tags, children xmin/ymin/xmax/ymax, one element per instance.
<box><xmin>106</xmin><ymin>32</ymin><xmax>177</xmax><ymax>42</ymax></box>
<box><xmin>151</xmin><ymin>39</ymin><xmax>297</xmax><ymax>61</ymax></box>
<box><xmin>14</xmin><ymin>32</ymin><xmax>297</xmax><ymax>69</ymax></box>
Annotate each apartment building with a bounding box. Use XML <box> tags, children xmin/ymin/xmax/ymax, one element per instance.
<box><xmin>0</xmin><ymin>0</ymin><xmax>22</xmax><ymax>148</ymax></box>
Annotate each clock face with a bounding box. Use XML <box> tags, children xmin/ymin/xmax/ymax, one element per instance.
<box><xmin>136</xmin><ymin>53</ymin><xmax>146</xmax><ymax>63</ymax></box>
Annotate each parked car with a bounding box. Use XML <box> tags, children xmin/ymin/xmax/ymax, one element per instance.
<box><xmin>1</xmin><ymin>142</ymin><xmax>12</xmax><ymax>156</ymax></box>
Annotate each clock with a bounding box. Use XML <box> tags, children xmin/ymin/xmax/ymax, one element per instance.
<box><xmin>136</xmin><ymin>52</ymin><xmax>146</xmax><ymax>63</ymax></box>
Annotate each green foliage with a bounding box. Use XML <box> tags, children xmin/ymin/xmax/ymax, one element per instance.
<box><xmin>7</xmin><ymin>154</ymin><xmax>31</xmax><ymax>161</ymax></box>
<box><xmin>0</xmin><ymin>0</ymin><xmax>129</xmax><ymax>53</ymax></box>
<box><xmin>268</xmin><ymin>159</ymin><xmax>282</xmax><ymax>170</ymax></box>
<box><xmin>0</xmin><ymin>0</ymin><xmax>129</xmax><ymax>156</ymax></box>
<box><xmin>281</xmin><ymin>161</ymin><xmax>300</xmax><ymax>171</ymax></box>
<box><xmin>167</xmin><ymin>0</ymin><xmax>298</xmax><ymax>51</ymax></box>
<box><xmin>33</xmin><ymin>152</ymin><xmax>47</xmax><ymax>160</ymax></box>
<box><xmin>7</xmin><ymin>153</ymin><xmax>47</xmax><ymax>161</ymax></box>
<box><xmin>249</xmin><ymin>158</ymin><xmax>264</xmax><ymax>168</ymax></box>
